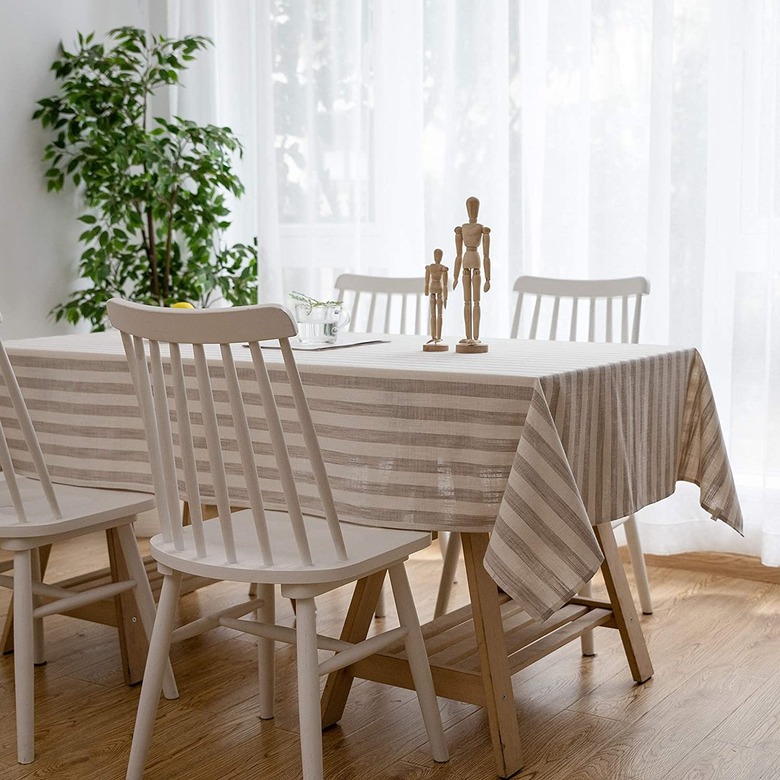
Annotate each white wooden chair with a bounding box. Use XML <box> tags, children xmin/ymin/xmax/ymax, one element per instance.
<box><xmin>435</xmin><ymin>276</ymin><xmax>654</xmax><ymax>632</ymax></box>
<box><xmin>0</xmin><ymin>323</ymin><xmax>176</xmax><ymax>765</ymax></box>
<box><xmin>334</xmin><ymin>273</ymin><xmax>426</xmax><ymax>334</ymax></box>
<box><xmin>107</xmin><ymin>299</ymin><xmax>448</xmax><ymax>780</ymax></box>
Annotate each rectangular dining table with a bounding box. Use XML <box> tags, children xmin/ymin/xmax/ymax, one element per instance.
<box><xmin>0</xmin><ymin>331</ymin><xmax>742</xmax><ymax>777</ymax></box>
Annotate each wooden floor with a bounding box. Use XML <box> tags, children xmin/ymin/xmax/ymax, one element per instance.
<box><xmin>1</xmin><ymin>521</ymin><xmax>779</xmax><ymax>780</ymax></box>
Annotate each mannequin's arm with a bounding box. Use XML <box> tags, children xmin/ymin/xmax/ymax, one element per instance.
<box><xmin>453</xmin><ymin>227</ymin><xmax>463</xmax><ymax>288</ymax></box>
<box><xmin>483</xmin><ymin>227</ymin><xmax>491</xmax><ymax>292</ymax></box>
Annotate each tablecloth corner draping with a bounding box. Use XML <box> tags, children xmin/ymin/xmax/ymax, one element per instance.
<box><xmin>677</xmin><ymin>350</ymin><xmax>744</xmax><ymax>535</ymax></box>
<box><xmin>485</xmin><ymin>347</ymin><xmax>743</xmax><ymax>622</ymax></box>
<box><xmin>484</xmin><ymin>382</ymin><xmax>603</xmax><ymax>621</ymax></box>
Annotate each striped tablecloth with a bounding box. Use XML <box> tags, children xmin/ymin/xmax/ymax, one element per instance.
<box><xmin>0</xmin><ymin>332</ymin><xmax>742</xmax><ymax>620</ymax></box>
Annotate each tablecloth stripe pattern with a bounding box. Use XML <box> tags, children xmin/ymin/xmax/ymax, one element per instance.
<box><xmin>0</xmin><ymin>346</ymin><xmax>531</xmax><ymax>532</ymax></box>
<box><xmin>484</xmin><ymin>349</ymin><xmax>743</xmax><ymax>619</ymax></box>
<box><xmin>0</xmin><ymin>333</ymin><xmax>743</xmax><ymax>621</ymax></box>
<box><xmin>677</xmin><ymin>354</ymin><xmax>742</xmax><ymax>525</ymax></box>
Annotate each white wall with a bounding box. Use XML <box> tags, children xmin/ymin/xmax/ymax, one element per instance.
<box><xmin>0</xmin><ymin>0</ymin><xmax>149</xmax><ymax>338</ymax></box>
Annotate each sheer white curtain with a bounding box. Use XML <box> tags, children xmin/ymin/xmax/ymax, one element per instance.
<box><xmin>167</xmin><ymin>0</ymin><xmax>780</xmax><ymax>563</ymax></box>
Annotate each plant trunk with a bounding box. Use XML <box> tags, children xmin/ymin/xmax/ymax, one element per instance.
<box><xmin>145</xmin><ymin>208</ymin><xmax>161</xmax><ymax>300</ymax></box>
<box><xmin>163</xmin><ymin>190</ymin><xmax>178</xmax><ymax>301</ymax></box>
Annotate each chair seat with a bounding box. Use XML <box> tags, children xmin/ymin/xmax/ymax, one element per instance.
<box><xmin>0</xmin><ymin>475</ymin><xmax>155</xmax><ymax>540</ymax></box>
<box><xmin>150</xmin><ymin>509</ymin><xmax>432</xmax><ymax>585</ymax></box>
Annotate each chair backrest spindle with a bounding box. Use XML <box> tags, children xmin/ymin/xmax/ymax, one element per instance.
<box><xmin>0</xmin><ymin>338</ymin><xmax>62</xmax><ymax>521</ymax></box>
<box><xmin>169</xmin><ymin>342</ymin><xmax>207</xmax><ymax>558</ymax></box>
<box><xmin>350</xmin><ymin>291</ymin><xmax>362</xmax><ymax>328</ymax></box>
<box><xmin>221</xmin><ymin>343</ymin><xmax>274</xmax><ymax>565</ymax></box>
<box><xmin>246</xmin><ymin>341</ymin><xmax>312</xmax><ymax>565</ymax></box>
<box><xmin>529</xmin><ymin>296</ymin><xmax>542</xmax><ymax>339</ymax></box>
<box><xmin>279</xmin><ymin>339</ymin><xmax>348</xmax><ymax>561</ymax></box>
<box><xmin>366</xmin><ymin>295</ymin><xmax>377</xmax><ymax>332</ymax></box>
<box><xmin>124</xmin><ymin>332</ymin><xmax>175</xmax><ymax>546</ymax></box>
<box><xmin>632</xmin><ymin>294</ymin><xmax>643</xmax><ymax>343</ymax></box>
<box><xmin>0</xmin><ymin>423</ymin><xmax>26</xmax><ymax>521</ymax></box>
<box><xmin>192</xmin><ymin>343</ymin><xmax>238</xmax><ymax>563</ymax></box>
<box><xmin>383</xmin><ymin>298</ymin><xmax>392</xmax><ymax>333</ymax></box>
<box><xmin>149</xmin><ymin>340</ymin><xmax>185</xmax><ymax>550</ymax></box>
<box><xmin>569</xmin><ymin>297</ymin><xmax>579</xmax><ymax>341</ymax></box>
<box><xmin>588</xmin><ymin>298</ymin><xmax>596</xmax><ymax>342</ymax></box>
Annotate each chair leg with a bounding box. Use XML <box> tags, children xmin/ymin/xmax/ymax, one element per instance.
<box><xmin>434</xmin><ymin>531</ymin><xmax>461</xmax><ymax>619</ymax></box>
<box><xmin>127</xmin><ymin>570</ymin><xmax>182</xmax><ymax>780</ymax></box>
<box><xmin>579</xmin><ymin>579</ymin><xmax>596</xmax><ymax>656</ymax></box>
<box><xmin>30</xmin><ymin>548</ymin><xmax>45</xmax><ymax>666</ymax></box>
<box><xmin>295</xmin><ymin>597</ymin><xmax>323</xmax><ymax>780</ymax></box>
<box><xmin>374</xmin><ymin>579</ymin><xmax>387</xmax><ymax>618</ymax></box>
<box><xmin>115</xmin><ymin>525</ymin><xmax>178</xmax><ymax>700</ymax></box>
<box><xmin>14</xmin><ymin>549</ymin><xmax>35</xmax><ymax>764</ymax></box>
<box><xmin>624</xmin><ymin>514</ymin><xmax>653</xmax><ymax>614</ymax></box>
<box><xmin>2</xmin><ymin>546</ymin><xmax>52</xmax><ymax>657</ymax></box>
<box><xmin>256</xmin><ymin>583</ymin><xmax>275</xmax><ymax>720</ymax></box>
<box><xmin>388</xmin><ymin>563</ymin><xmax>448</xmax><ymax>763</ymax></box>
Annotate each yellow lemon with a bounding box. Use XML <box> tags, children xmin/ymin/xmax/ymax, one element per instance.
<box><xmin>171</xmin><ymin>302</ymin><xmax>195</xmax><ymax>309</ymax></box>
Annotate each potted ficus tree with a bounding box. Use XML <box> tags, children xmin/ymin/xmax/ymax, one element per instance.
<box><xmin>33</xmin><ymin>26</ymin><xmax>257</xmax><ymax>330</ymax></box>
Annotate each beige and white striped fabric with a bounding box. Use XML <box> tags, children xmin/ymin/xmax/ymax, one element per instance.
<box><xmin>0</xmin><ymin>332</ymin><xmax>742</xmax><ymax>620</ymax></box>
<box><xmin>483</xmin><ymin>348</ymin><xmax>742</xmax><ymax>618</ymax></box>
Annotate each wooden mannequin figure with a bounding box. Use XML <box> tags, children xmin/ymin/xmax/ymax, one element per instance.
<box><xmin>453</xmin><ymin>196</ymin><xmax>491</xmax><ymax>353</ymax></box>
<box><xmin>423</xmin><ymin>248</ymin><xmax>449</xmax><ymax>352</ymax></box>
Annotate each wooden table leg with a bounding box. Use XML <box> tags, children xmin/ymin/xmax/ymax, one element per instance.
<box><xmin>594</xmin><ymin>522</ymin><xmax>653</xmax><ymax>683</ymax></box>
<box><xmin>330</xmin><ymin>528</ymin><xmax>648</xmax><ymax>779</ymax></box>
<box><xmin>320</xmin><ymin>570</ymin><xmax>386</xmax><ymax>728</ymax></box>
<box><xmin>106</xmin><ymin>527</ymin><xmax>150</xmax><ymax>685</ymax></box>
<box><xmin>461</xmin><ymin>532</ymin><xmax>524</xmax><ymax>779</ymax></box>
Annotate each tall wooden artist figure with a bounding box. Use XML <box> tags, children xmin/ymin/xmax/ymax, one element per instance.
<box><xmin>423</xmin><ymin>248</ymin><xmax>449</xmax><ymax>352</ymax></box>
<box><xmin>453</xmin><ymin>196</ymin><xmax>491</xmax><ymax>353</ymax></box>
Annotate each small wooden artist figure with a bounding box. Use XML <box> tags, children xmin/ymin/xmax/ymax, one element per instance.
<box><xmin>453</xmin><ymin>196</ymin><xmax>491</xmax><ymax>353</ymax></box>
<box><xmin>423</xmin><ymin>248</ymin><xmax>449</xmax><ymax>352</ymax></box>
